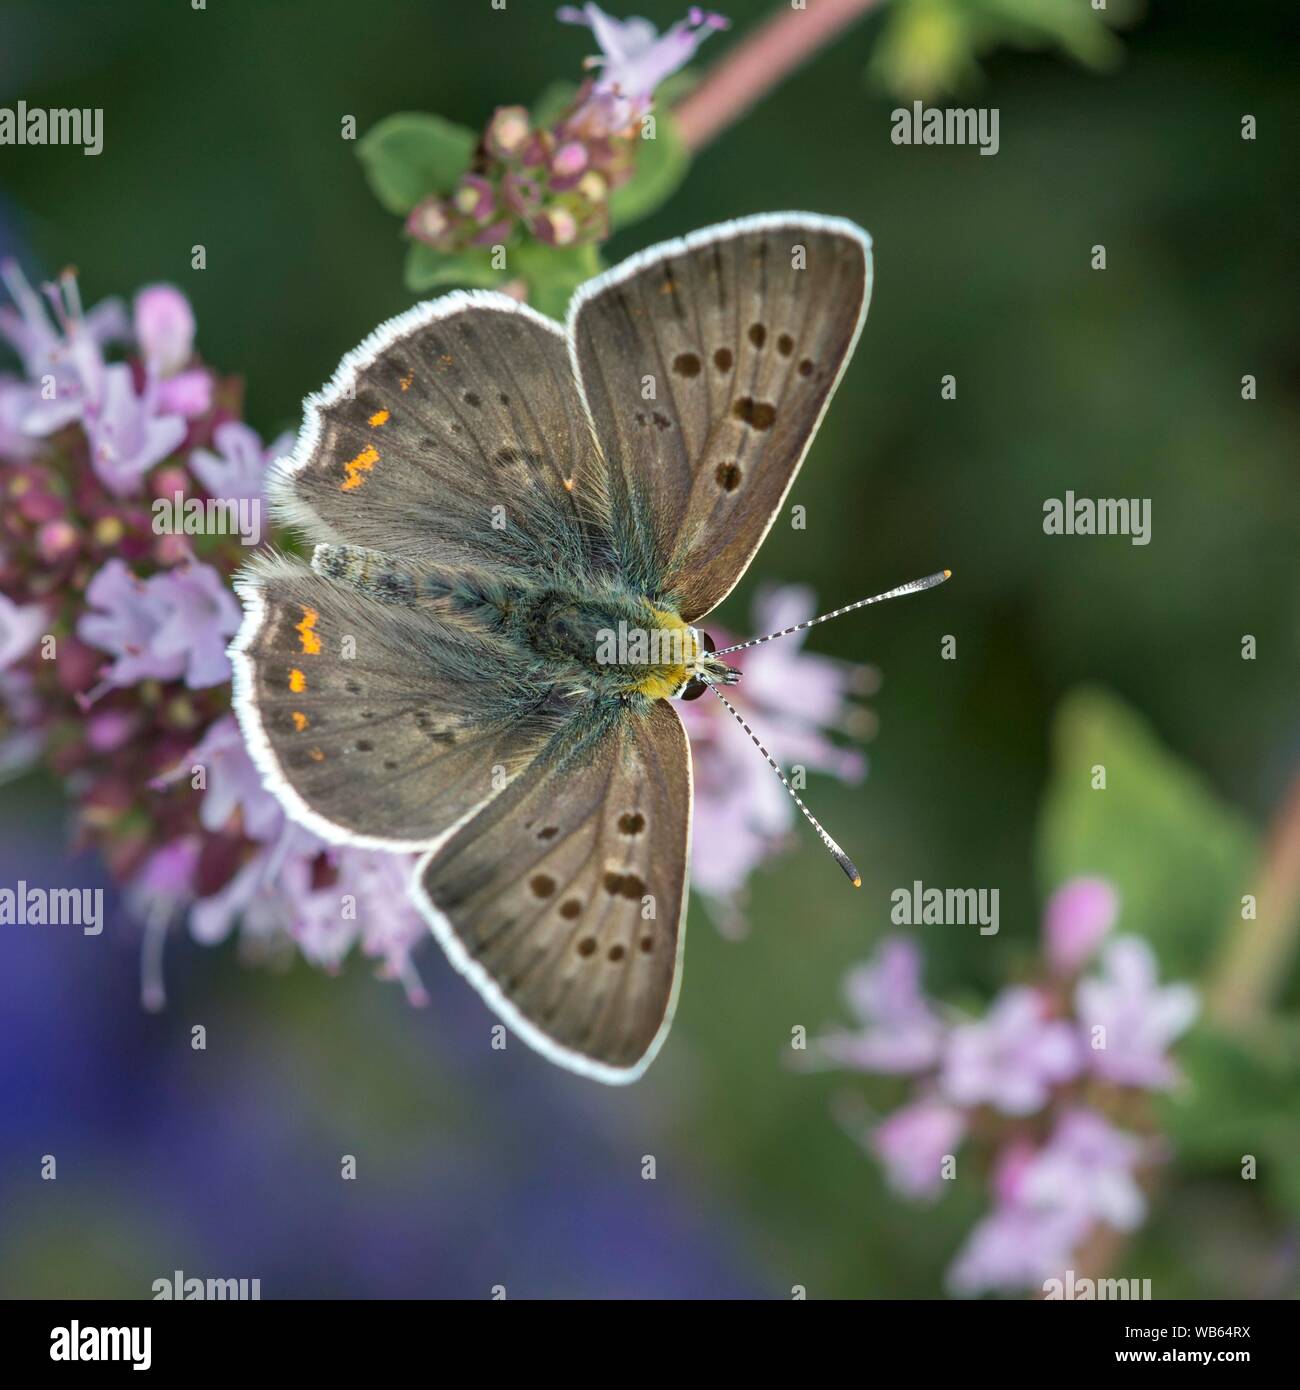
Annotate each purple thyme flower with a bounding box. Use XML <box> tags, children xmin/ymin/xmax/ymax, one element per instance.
<box><xmin>190</xmin><ymin>714</ymin><xmax>285</xmax><ymax>843</ymax></box>
<box><xmin>558</xmin><ymin>4</ymin><xmax>729</xmax><ymax>136</ymax></box>
<box><xmin>941</xmin><ymin>986</ymin><xmax>1081</xmax><ymax>1115</ymax></box>
<box><xmin>1043</xmin><ymin>875</ymin><xmax>1118</xmax><ymax>976</ymax></box>
<box><xmin>79</xmin><ymin>352</ymin><xmax>188</xmax><ymax>496</ymax></box>
<box><xmin>78</xmin><ymin>557</ymin><xmax>242</xmax><ymax>690</ymax></box>
<box><xmin>947</xmin><ymin>1202</ymin><xmax>1088</xmax><ymax>1296</ymax></box>
<box><xmin>1075</xmin><ymin>936</ymin><xmax>1199</xmax><ymax>1089</ymax></box>
<box><xmin>676</xmin><ymin>585</ymin><xmax>870</xmax><ymax>920</ymax></box>
<box><xmin>0</xmin><ymin>258</ymin><xmax>126</xmax><ymax>389</ymax></box>
<box><xmin>189</xmin><ymin>420</ymin><xmax>291</xmax><ymax>504</ymax></box>
<box><xmin>0</xmin><ymin>592</ymin><xmax>47</xmax><ymax>668</ymax></box>
<box><xmin>871</xmin><ymin>1096</ymin><xmax>967</xmax><ymax>1199</ymax></box>
<box><xmin>1016</xmin><ymin>1107</ymin><xmax>1148</xmax><ymax>1233</ymax></box>
<box><xmin>133</xmin><ymin>284</ymin><xmax>195</xmax><ymax>377</ymax></box>
<box><xmin>818</xmin><ymin>936</ymin><xmax>946</xmax><ymax>1073</ymax></box>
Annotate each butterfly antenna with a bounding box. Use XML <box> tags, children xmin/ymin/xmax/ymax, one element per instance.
<box><xmin>705</xmin><ymin>683</ymin><xmax>862</xmax><ymax>888</ymax></box>
<box><xmin>710</xmin><ymin>569</ymin><xmax>951</xmax><ymax>657</ymax></box>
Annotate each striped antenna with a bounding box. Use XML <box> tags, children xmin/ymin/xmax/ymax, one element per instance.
<box><xmin>705</xmin><ymin>683</ymin><xmax>862</xmax><ymax>888</ymax></box>
<box><xmin>710</xmin><ymin>569</ymin><xmax>951</xmax><ymax>657</ymax></box>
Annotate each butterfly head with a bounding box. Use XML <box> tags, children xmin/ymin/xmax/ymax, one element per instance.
<box><xmin>673</xmin><ymin>628</ymin><xmax>739</xmax><ymax>701</ymax></box>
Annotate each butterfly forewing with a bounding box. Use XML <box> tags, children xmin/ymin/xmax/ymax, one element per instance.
<box><xmin>268</xmin><ymin>292</ymin><xmax>615</xmax><ymax>589</ymax></box>
<box><xmin>414</xmin><ymin>701</ymin><xmax>691</xmax><ymax>1082</ymax></box>
<box><xmin>568</xmin><ymin>213</ymin><xmax>871</xmax><ymax>620</ymax></box>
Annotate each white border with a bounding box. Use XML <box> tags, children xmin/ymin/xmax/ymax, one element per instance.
<box><xmin>565</xmin><ymin>211</ymin><xmax>874</xmax><ymax>619</ymax></box>
<box><xmin>229</xmin><ymin>213</ymin><xmax>869</xmax><ymax>1082</ymax></box>
<box><xmin>409</xmin><ymin>705</ymin><xmax>693</xmax><ymax>1086</ymax></box>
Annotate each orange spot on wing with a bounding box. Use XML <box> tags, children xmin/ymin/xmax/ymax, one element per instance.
<box><xmin>292</xmin><ymin>711</ymin><xmax>309</xmax><ymax>732</ymax></box>
<box><xmin>368</xmin><ymin>408</ymin><xmax>390</xmax><ymax>428</ymax></box>
<box><xmin>340</xmin><ymin>444</ymin><xmax>380</xmax><ymax>492</ymax></box>
<box><xmin>295</xmin><ymin>607</ymin><xmax>322</xmax><ymax>655</ymax></box>
<box><xmin>308</xmin><ymin>747</ymin><xmax>325</xmax><ymax>762</ymax></box>
<box><xmin>399</xmin><ymin>371</ymin><xmax>414</xmax><ymax>391</ymax></box>
<box><xmin>288</xmin><ymin>668</ymin><xmax>306</xmax><ymax>693</ymax></box>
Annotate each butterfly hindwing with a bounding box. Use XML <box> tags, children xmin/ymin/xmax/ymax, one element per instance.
<box><xmin>568</xmin><ymin>213</ymin><xmax>871</xmax><ymax>620</ymax></box>
<box><xmin>232</xmin><ymin>555</ymin><xmax>575</xmax><ymax>850</ymax></box>
<box><xmin>268</xmin><ymin>292</ymin><xmax>615</xmax><ymax>589</ymax></box>
<box><xmin>414</xmin><ymin>699</ymin><xmax>691</xmax><ymax>1082</ymax></box>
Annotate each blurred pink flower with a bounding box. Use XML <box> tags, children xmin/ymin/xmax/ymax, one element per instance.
<box><xmin>676</xmin><ymin>584</ymin><xmax>871</xmax><ymax>924</ymax></box>
<box><xmin>818</xmin><ymin>936</ymin><xmax>945</xmax><ymax>1073</ymax></box>
<box><xmin>872</xmin><ymin>1096</ymin><xmax>966</xmax><ymax>1199</ymax></box>
<box><xmin>559</xmin><ymin>4</ymin><xmax>728</xmax><ymax>135</ymax></box>
<box><xmin>189</xmin><ymin>421</ymin><xmax>291</xmax><ymax>504</ymax></box>
<box><xmin>1075</xmin><ymin>937</ymin><xmax>1198</xmax><ymax>1089</ymax></box>
<box><xmin>133</xmin><ymin>284</ymin><xmax>195</xmax><ymax>377</ymax></box>
<box><xmin>1043</xmin><ymin>875</ymin><xmax>1117</xmax><ymax>975</ymax></box>
<box><xmin>940</xmin><ymin>986</ymin><xmax>1081</xmax><ymax>1115</ymax></box>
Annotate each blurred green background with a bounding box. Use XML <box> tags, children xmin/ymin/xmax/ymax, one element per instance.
<box><xmin>1</xmin><ymin>0</ymin><xmax>1297</xmax><ymax>1297</ymax></box>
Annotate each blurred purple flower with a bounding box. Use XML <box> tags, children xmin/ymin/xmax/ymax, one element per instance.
<box><xmin>80</xmin><ymin>355</ymin><xmax>188</xmax><ymax>496</ymax></box>
<box><xmin>1075</xmin><ymin>937</ymin><xmax>1198</xmax><ymax>1089</ymax></box>
<box><xmin>677</xmin><ymin>584</ymin><xmax>870</xmax><ymax>920</ymax></box>
<box><xmin>78</xmin><ymin>557</ymin><xmax>241</xmax><ymax>690</ymax></box>
<box><xmin>0</xmin><ymin>593</ymin><xmax>46</xmax><ymax>668</ymax></box>
<box><xmin>1043</xmin><ymin>875</ymin><xmax>1117</xmax><ymax>975</ymax></box>
<box><xmin>818</xmin><ymin>936</ymin><xmax>945</xmax><ymax>1073</ymax></box>
<box><xmin>559</xmin><ymin>4</ymin><xmax>728</xmax><ymax>135</ymax></box>
<box><xmin>0</xmin><ymin>258</ymin><xmax>126</xmax><ymax>388</ymax></box>
<box><xmin>941</xmin><ymin>986</ymin><xmax>1081</xmax><ymax>1115</ymax></box>
<box><xmin>872</xmin><ymin>1096</ymin><xmax>966</xmax><ymax>1199</ymax></box>
<box><xmin>133</xmin><ymin>284</ymin><xmax>195</xmax><ymax>377</ymax></box>
<box><xmin>189</xmin><ymin>420</ymin><xmax>290</xmax><ymax>504</ymax></box>
<box><xmin>1016</xmin><ymin>1108</ymin><xmax>1148</xmax><ymax>1233</ymax></box>
<box><xmin>191</xmin><ymin>714</ymin><xmax>285</xmax><ymax>843</ymax></box>
<box><xmin>947</xmin><ymin>1202</ymin><xmax>1086</xmax><ymax>1296</ymax></box>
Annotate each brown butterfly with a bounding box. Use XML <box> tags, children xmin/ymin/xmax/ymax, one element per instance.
<box><xmin>231</xmin><ymin>213</ymin><xmax>947</xmax><ymax>1082</ymax></box>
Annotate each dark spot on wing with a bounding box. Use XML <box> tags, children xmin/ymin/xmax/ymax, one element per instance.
<box><xmin>577</xmin><ymin>937</ymin><xmax>597</xmax><ymax>957</ymax></box>
<box><xmin>651</xmin><ymin>411</ymin><xmax>672</xmax><ymax>431</ymax></box>
<box><xmin>716</xmin><ymin>462</ymin><xmax>742</xmax><ymax>491</ymax></box>
<box><xmin>355</xmin><ymin>739</ymin><xmax>373</xmax><ymax>752</ymax></box>
<box><xmin>538</xmin><ymin>826</ymin><xmax>559</xmax><ymax>841</ymax></box>
<box><xmin>463</xmin><ymin>391</ymin><xmax>481</xmax><ymax>408</ymax></box>
<box><xmin>560</xmin><ymin>899</ymin><xmax>582</xmax><ymax>919</ymax></box>
<box><xmin>672</xmin><ymin>352</ymin><xmax>701</xmax><ymax>378</ymax></box>
<box><xmin>732</xmin><ymin>397</ymin><xmax>777</xmax><ymax>430</ymax></box>
<box><xmin>603</xmin><ymin>871</ymin><xmax>647</xmax><ymax>899</ymax></box>
<box><xmin>713</xmin><ymin>347</ymin><xmax>733</xmax><ymax>373</ymax></box>
<box><xmin>618</xmin><ymin>812</ymin><xmax>645</xmax><ymax>834</ymax></box>
<box><xmin>798</xmin><ymin>358</ymin><xmax>815</xmax><ymax>378</ymax></box>
<box><xmin>530</xmin><ymin>874</ymin><xmax>556</xmax><ymax>899</ymax></box>
<box><xmin>777</xmin><ymin>333</ymin><xmax>795</xmax><ymax>356</ymax></box>
<box><xmin>608</xmin><ymin>943</ymin><xmax>626</xmax><ymax>962</ymax></box>
<box><xmin>748</xmin><ymin>323</ymin><xmax>767</xmax><ymax>349</ymax></box>
<box><xmin>639</xmin><ymin>935</ymin><xmax>654</xmax><ymax>953</ymax></box>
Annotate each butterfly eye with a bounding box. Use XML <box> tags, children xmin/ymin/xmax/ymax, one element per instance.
<box><xmin>680</xmin><ymin>678</ymin><xmax>709</xmax><ymax>701</ymax></box>
<box><xmin>702</xmin><ymin>631</ymin><xmax>716</xmax><ymax>654</ymax></box>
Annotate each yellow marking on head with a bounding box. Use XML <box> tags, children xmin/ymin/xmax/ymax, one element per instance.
<box><xmin>399</xmin><ymin>371</ymin><xmax>414</xmax><ymax>391</ymax></box>
<box><xmin>368</xmin><ymin>408</ymin><xmax>390</xmax><ymax>428</ymax></box>
<box><xmin>292</xmin><ymin>711</ymin><xmax>309</xmax><ymax>732</ymax></box>
<box><xmin>626</xmin><ymin>607</ymin><xmax>701</xmax><ymax>700</ymax></box>
<box><xmin>308</xmin><ymin>747</ymin><xmax>325</xmax><ymax>762</ymax></box>
<box><xmin>295</xmin><ymin>607</ymin><xmax>322</xmax><ymax>655</ymax></box>
<box><xmin>288</xmin><ymin>668</ymin><xmax>306</xmax><ymax>693</ymax></box>
<box><xmin>340</xmin><ymin>444</ymin><xmax>380</xmax><ymax>492</ymax></box>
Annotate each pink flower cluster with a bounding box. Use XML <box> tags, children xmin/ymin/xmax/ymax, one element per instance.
<box><xmin>817</xmin><ymin>879</ymin><xmax>1199</xmax><ymax>1294</ymax></box>
<box><xmin>407</xmin><ymin>5</ymin><xmax>727</xmax><ymax>251</ymax></box>
<box><xmin>676</xmin><ymin>584</ymin><xmax>875</xmax><ymax>936</ymax></box>
<box><xmin>0</xmin><ymin>265</ymin><xmax>429</xmax><ymax>1005</ymax></box>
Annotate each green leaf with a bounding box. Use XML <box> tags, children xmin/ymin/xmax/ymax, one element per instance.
<box><xmin>513</xmin><ymin>240</ymin><xmax>602</xmax><ymax>320</ymax></box>
<box><xmin>357</xmin><ymin>113</ymin><xmax>477</xmax><ymax>216</ymax></box>
<box><xmin>404</xmin><ymin>244</ymin><xmax>507</xmax><ymax>295</ymax></box>
<box><xmin>609</xmin><ymin>109</ymin><xmax>690</xmax><ymax>230</ymax></box>
<box><xmin>1037</xmin><ymin>687</ymin><xmax>1256</xmax><ymax>977</ymax></box>
<box><xmin>1162</xmin><ymin>1024</ymin><xmax>1300</xmax><ymax>1216</ymax></box>
<box><xmin>531</xmin><ymin>80</ymin><xmax>579</xmax><ymax>128</ymax></box>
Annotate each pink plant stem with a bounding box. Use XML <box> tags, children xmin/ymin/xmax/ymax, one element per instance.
<box><xmin>674</xmin><ymin>0</ymin><xmax>885</xmax><ymax>154</ymax></box>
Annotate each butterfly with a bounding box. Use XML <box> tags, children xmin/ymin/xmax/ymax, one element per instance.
<box><xmin>231</xmin><ymin>213</ymin><xmax>947</xmax><ymax>1084</ymax></box>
